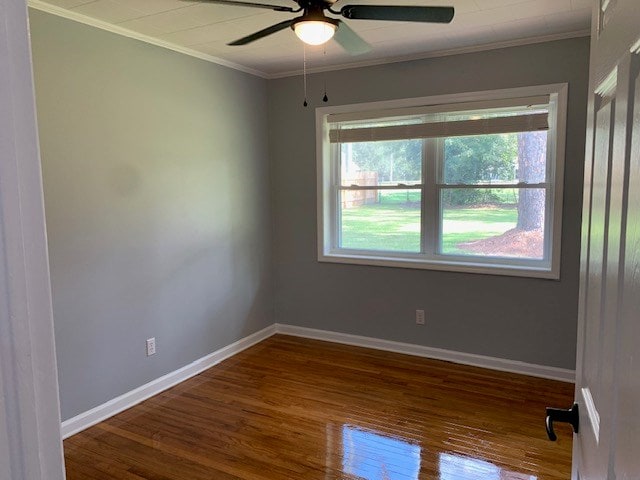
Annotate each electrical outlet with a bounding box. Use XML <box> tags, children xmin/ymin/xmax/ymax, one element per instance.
<box><xmin>416</xmin><ymin>310</ymin><xmax>425</xmax><ymax>325</ymax></box>
<box><xmin>146</xmin><ymin>337</ymin><xmax>156</xmax><ymax>356</ymax></box>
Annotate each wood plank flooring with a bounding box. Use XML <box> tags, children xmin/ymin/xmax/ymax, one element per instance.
<box><xmin>64</xmin><ymin>335</ymin><xmax>575</xmax><ymax>479</ymax></box>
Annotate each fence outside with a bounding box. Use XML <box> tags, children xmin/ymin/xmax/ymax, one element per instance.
<box><xmin>342</xmin><ymin>171</ymin><xmax>378</xmax><ymax>208</ymax></box>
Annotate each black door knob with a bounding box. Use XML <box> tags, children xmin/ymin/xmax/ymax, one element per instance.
<box><xmin>545</xmin><ymin>403</ymin><xmax>579</xmax><ymax>441</ymax></box>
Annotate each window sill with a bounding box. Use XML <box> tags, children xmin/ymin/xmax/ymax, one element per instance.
<box><xmin>319</xmin><ymin>251</ymin><xmax>559</xmax><ymax>280</ymax></box>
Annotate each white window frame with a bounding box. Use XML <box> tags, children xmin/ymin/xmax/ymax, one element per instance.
<box><xmin>316</xmin><ymin>84</ymin><xmax>568</xmax><ymax>279</ymax></box>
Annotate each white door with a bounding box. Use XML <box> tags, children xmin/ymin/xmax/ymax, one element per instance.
<box><xmin>572</xmin><ymin>0</ymin><xmax>640</xmax><ymax>478</ymax></box>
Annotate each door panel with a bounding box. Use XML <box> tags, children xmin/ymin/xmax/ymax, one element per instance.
<box><xmin>573</xmin><ymin>1</ymin><xmax>640</xmax><ymax>478</ymax></box>
<box><xmin>583</xmin><ymin>98</ymin><xmax>613</xmax><ymax>400</ymax></box>
<box><xmin>613</xmin><ymin>56</ymin><xmax>640</xmax><ymax>480</ymax></box>
<box><xmin>577</xmin><ymin>83</ymin><xmax>617</xmax><ymax>480</ymax></box>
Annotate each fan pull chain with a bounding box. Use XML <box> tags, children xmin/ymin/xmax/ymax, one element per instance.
<box><xmin>303</xmin><ymin>45</ymin><xmax>308</xmax><ymax>107</ymax></box>
<box><xmin>322</xmin><ymin>44</ymin><xmax>328</xmax><ymax>103</ymax></box>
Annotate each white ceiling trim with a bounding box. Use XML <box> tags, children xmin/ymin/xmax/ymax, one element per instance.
<box><xmin>270</xmin><ymin>29</ymin><xmax>591</xmax><ymax>79</ymax></box>
<box><xmin>27</xmin><ymin>0</ymin><xmax>269</xmax><ymax>79</ymax></box>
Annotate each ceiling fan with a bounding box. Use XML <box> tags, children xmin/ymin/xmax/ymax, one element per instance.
<box><xmin>188</xmin><ymin>0</ymin><xmax>455</xmax><ymax>55</ymax></box>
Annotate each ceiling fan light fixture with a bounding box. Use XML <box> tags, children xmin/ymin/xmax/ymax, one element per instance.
<box><xmin>293</xmin><ymin>20</ymin><xmax>337</xmax><ymax>46</ymax></box>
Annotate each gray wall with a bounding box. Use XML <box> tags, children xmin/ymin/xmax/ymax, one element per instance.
<box><xmin>30</xmin><ymin>13</ymin><xmax>588</xmax><ymax>422</ymax></box>
<box><xmin>268</xmin><ymin>37</ymin><xmax>590</xmax><ymax>370</ymax></box>
<box><xmin>30</xmin><ymin>10</ymin><xmax>272</xmax><ymax>421</ymax></box>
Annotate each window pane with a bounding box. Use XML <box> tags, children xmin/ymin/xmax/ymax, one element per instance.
<box><xmin>442</xmin><ymin>131</ymin><xmax>547</xmax><ymax>185</ymax></box>
<box><xmin>341</xmin><ymin>140</ymin><xmax>422</xmax><ymax>187</ymax></box>
<box><xmin>340</xmin><ymin>189</ymin><xmax>421</xmax><ymax>252</ymax></box>
<box><xmin>440</xmin><ymin>188</ymin><xmax>545</xmax><ymax>259</ymax></box>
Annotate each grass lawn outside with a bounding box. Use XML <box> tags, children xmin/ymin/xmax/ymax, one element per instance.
<box><xmin>340</xmin><ymin>192</ymin><xmax>517</xmax><ymax>254</ymax></box>
<box><xmin>441</xmin><ymin>207</ymin><xmax>517</xmax><ymax>254</ymax></box>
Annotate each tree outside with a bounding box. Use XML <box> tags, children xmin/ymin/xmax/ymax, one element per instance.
<box><xmin>443</xmin><ymin>134</ymin><xmax>517</xmax><ymax>205</ymax></box>
<box><xmin>516</xmin><ymin>131</ymin><xmax>547</xmax><ymax>231</ymax></box>
<box><xmin>344</xmin><ymin>139</ymin><xmax>422</xmax><ymax>184</ymax></box>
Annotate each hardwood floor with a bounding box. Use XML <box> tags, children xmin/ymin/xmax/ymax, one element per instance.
<box><xmin>64</xmin><ymin>335</ymin><xmax>575</xmax><ymax>479</ymax></box>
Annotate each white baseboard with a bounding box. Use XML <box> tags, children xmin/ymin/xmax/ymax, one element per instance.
<box><xmin>61</xmin><ymin>324</ymin><xmax>277</xmax><ymax>439</ymax></box>
<box><xmin>62</xmin><ymin>322</ymin><xmax>574</xmax><ymax>438</ymax></box>
<box><xmin>274</xmin><ymin>323</ymin><xmax>575</xmax><ymax>383</ymax></box>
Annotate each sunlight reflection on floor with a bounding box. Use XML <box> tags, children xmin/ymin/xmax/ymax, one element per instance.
<box><xmin>340</xmin><ymin>424</ymin><xmax>538</xmax><ymax>480</ymax></box>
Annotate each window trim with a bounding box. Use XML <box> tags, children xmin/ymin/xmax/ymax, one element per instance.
<box><xmin>316</xmin><ymin>84</ymin><xmax>568</xmax><ymax>279</ymax></box>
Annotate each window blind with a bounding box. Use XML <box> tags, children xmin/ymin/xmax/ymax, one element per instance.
<box><xmin>326</xmin><ymin>94</ymin><xmax>551</xmax><ymax>123</ymax></box>
<box><xmin>329</xmin><ymin>112</ymin><xmax>549</xmax><ymax>144</ymax></box>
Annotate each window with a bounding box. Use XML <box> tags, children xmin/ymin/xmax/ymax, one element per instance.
<box><xmin>316</xmin><ymin>85</ymin><xmax>567</xmax><ymax>278</ymax></box>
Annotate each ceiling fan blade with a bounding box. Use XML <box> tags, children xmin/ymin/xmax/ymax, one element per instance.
<box><xmin>228</xmin><ymin>19</ymin><xmax>294</xmax><ymax>45</ymax></box>
<box><xmin>183</xmin><ymin>0</ymin><xmax>297</xmax><ymax>12</ymax></box>
<box><xmin>340</xmin><ymin>5</ymin><xmax>454</xmax><ymax>23</ymax></box>
<box><xmin>334</xmin><ymin>20</ymin><xmax>371</xmax><ymax>56</ymax></box>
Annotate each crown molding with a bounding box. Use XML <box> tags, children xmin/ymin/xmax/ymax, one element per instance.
<box><xmin>27</xmin><ymin>0</ymin><xmax>269</xmax><ymax>78</ymax></box>
<box><xmin>267</xmin><ymin>29</ymin><xmax>591</xmax><ymax>79</ymax></box>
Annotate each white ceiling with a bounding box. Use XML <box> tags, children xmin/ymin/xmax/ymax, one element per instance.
<box><xmin>31</xmin><ymin>0</ymin><xmax>592</xmax><ymax>77</ymax></box>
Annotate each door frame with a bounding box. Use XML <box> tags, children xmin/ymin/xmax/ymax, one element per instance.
<box><xmin>0</xmin><ymin>0</ymin><xmax>66</xmax><ymax>478</ymax></box>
